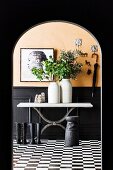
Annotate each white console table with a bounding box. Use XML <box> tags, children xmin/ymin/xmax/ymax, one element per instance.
<box><xmin>17</xmin><ymin>102</ymin><xmax>93</xmax><ymax>134</ymax></box>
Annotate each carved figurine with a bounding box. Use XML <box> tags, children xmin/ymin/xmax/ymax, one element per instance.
<box><xmin>41</xmin><ymin>92</ymin><xmax>45</xmax><ymax>102</ymax></box>
<box><xmin>34</xmin><ymin>94</ymin><xmax>39</xmax><ymax>103</ymax></box>
<box><xmin>37</xmin><ymin>94</ymin><xmax>43</xmax><ymax>103</ymax></box>
<box><xmin>34</xmin><ymin>94</ymin><xmax>44</xmax><ymax>103</ymax></box>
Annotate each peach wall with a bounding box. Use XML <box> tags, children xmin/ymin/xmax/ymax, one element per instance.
<box><xmin>13</xmin><ymin>21</ymin><xmax>102</xmax><ymax>87</ymax></box>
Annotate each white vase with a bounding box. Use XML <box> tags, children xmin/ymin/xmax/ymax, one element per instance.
<box><xmin>60</xmin><ymin>79</ymin><xmax>72</xmax><ymax>103</ymax></box>
<box><xmin>48</xmin><ymin>82</ymin><xmax>60</xmax><ymax>103</ymax></box>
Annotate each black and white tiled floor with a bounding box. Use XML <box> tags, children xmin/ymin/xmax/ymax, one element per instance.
<box><xmin>13</xmin><ymin>140</ymin><xmax>101</xmax><ymax>170</ymax></box>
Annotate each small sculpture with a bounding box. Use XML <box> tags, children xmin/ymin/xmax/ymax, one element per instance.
<box><xmin>34</xmin><ymin>92</ymin><xmax>45</xmax><ymax>103</ymax></box>
<box><xmin>34</xmin><ymin>94</ymin><xmax>39</xmax><ymax>103</ymax></box>
<box><xmin>41</xmin><ymin>92</ymin><xmax>45</xmax><ymax>102</ymax></box>
<box><xmin>37</xmin><ymin>94</ymin><xmax>43</xmax><ymax>103</ymax></box>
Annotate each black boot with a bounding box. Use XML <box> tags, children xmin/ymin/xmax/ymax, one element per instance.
<box><xmin>65</xmin><ymin>116</ymin><xmax>79</xmax><ymax>147</ymax></box>
<box><xmin>15</xmin><ymin>122</ymin><xmax>22</xmax><ymax>144</ymax></box>
<box><xmin>36</xmin><ymin>123</ymin><xmax>41</xmax><ymax>144</ymax></box>
<box><xmin>29</xmin><ymin>123</ymin><xmax>36</xmax><ymax>144</ymax></box>
<box><xmin>22</xmin><ymin>123</ymin><xmax>27</xmax><ymax>144</ymax></box>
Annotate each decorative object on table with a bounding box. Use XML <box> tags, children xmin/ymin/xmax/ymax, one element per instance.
<box><xmin>55</xmin><ymin>50</ymin><xmax>83</xmax><ymax>103</ymax></box>
<box><xmin>65</xmin><ymin>116</ymin><xmax>79</xmax><ymax>147</ymax></box>
<box><xmin>15</xmin><ymin>122</ymin><xmax>22</xmax><ymax>144</ymax></box>
<box><xmin>41</xmin><ymin>55</ymin><xmax>60</xmax><ymax>103</ymax></box>
<box><xmin>91</xmin><ymin>45</ymin><xmax>99</xmax><ymax>97</ymax></box>
<box><xmin>37</xmin><ymin>94</ymin><xmax>43</xmax><ymax>103</ymax></box>
<box><xmin>20</xmin><ymin>48</ymin><xmax>54</xmax><ymax>81</ymax></box>
<box><xmin>36</xmin><ymin>123</ymin><xmax>42</xmax><ymax>144</ymax></box>
<box><xmin>31</xmin><ymin>50</ymin><xmax>83</xmax><ymax>103</ymax></box>
<box><xmin>34</xmin><ymin>93</ymin><xmax>45</xmax><ymax>103</ymax></box>
<box><xmin>60</xmin><ymin>79</ymin><xmax>72</xmax><ymax>103</ymax></box>
<box><xmin>31</xmin><ymin>55</ymin><xmax>60</xmax><ymax>103</ymax></box>
<box><xmin>34</xmin><ymin>94</ymin><xmax>40</xmax><ymax>103</ymax></box>
<box><xmin>75</xmin><ymin>39</ymin><xmax>88</xmax><ymax>57</ymax></box>
<box><xmin>41</xmin><ymin>92</ymin><xmax>45</xmax><ymax>102</ymax></box>
<box><xmin>48</xmin><ymin>81</ymin><xmax>60</xmax><ymax>103</ymax></box>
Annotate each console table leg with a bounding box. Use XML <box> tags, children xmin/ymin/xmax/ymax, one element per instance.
<box><xmin>33</xmin><ymin>107</ymin><xmax>75</xmax><ymax>135</ymax></box>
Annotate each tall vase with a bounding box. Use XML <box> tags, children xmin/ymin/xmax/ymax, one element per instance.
<box><xmin>60</xmin><ymin>79</ymin><xmax>72</xmax><ymax>103</ymax></box>
<box><xmin>48</xmin><ymin>82</ymin><xmax>60</xmax><ymax>103</ymax></box>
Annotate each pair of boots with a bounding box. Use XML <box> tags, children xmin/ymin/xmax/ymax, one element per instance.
<box><xmin>15</xmin><ymin>122</ymin><xmax>41</xmax><ymax>144</ymax></box>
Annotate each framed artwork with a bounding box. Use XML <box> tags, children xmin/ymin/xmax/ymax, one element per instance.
<box><xmin>20</xmin><ymin>48</ymin><xmax>54</xmax><ymax>81</ymax></box>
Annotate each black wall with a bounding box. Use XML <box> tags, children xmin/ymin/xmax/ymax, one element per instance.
<box><xmin>13</xmin><ymin>87</ymin><xmax>101</xmax><ymax>140</ymax></box>
<box><xmin>1</xmin><ymin>0</ymin><xmax>113</xmax><ymax>169</ymax></box>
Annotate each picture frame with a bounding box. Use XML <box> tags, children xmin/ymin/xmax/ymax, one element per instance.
<box><xmin>20</xmin><ymin>48</ymin><xmax>54</xmax><ymax>82</ymax></box>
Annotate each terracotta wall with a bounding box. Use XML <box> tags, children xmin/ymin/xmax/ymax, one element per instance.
<box><xmin>13</xmin><ymin>21</ymin><xmax>102</xmax><ymax>87</ymax></box>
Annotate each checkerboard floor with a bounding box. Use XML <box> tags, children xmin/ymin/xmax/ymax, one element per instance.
<box><xmin>13</xmin><ymin>140</ymin><xmax>101</xmax><ymax>170</ymax></box>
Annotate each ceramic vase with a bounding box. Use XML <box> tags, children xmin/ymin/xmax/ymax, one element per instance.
<box><xmin>48</xmin><ymin>82</ymin><xmax>60</xmax><ymax>103</ymax></box>
<box><xmin>60</xmin><ymin>79</ymin><xmax>72</xmax><ymax>103</ymax></box>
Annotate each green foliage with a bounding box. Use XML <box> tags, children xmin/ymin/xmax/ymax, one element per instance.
<box><xmin>32</xmin><ymin>67</ymin><xmax>44</xmax><ymax>81</ymax></box>
<box><xmin>55</xmin><ymin>50</ymin><xmax>82</xmax><ymax>81</ymax></box>
<box><xmin>31</xmin><ymin>50</ymin><xmax>83</xmax><ymax>81</ymax></box>
<box><xmin>42</xmin><ymin>56</ymin><xmax>57</xmax><ymax>80</ymax></box>
<box><xmin>31</xmin><ymin>55</ymin><xmax>56</xmax><ymax>81</ymax></box>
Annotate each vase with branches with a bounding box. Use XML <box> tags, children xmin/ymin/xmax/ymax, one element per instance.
<box><xmin>31</xmin><ymin>50</ymin><xmax>83</xmax><ymax>103</ymax></box>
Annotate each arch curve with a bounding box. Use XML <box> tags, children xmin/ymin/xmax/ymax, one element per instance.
<box><xmin>13</xmin><ymin>20</ymin><xmax>102</xmax><ymax>87</ymax></box>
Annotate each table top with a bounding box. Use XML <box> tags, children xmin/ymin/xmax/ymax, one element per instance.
<box><xmin>17</xmin><ymin>102</ymin><xmax>93</xmax><ymax>108</ymax></box>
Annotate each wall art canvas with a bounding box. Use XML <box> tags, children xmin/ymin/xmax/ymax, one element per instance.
<box><xmin>20</xmin><ymin>48</ymin><xmax>54</xmax><ymax>81</ymax></box>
